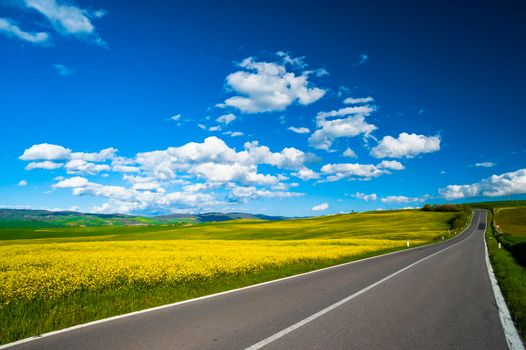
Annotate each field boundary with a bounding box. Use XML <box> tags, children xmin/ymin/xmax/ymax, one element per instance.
<box><xmin>0</xmin><ymin>212</ymin><xmax>475</xmax><ymax>349</ymax></box>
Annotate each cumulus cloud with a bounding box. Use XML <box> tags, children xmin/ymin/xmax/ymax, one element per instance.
<box><xmin>25</xmin><ymin>161</ymin><xmax>64</xmax><ymax>170</ymax></box>
<box><xmin>65</xmin><ymin>159</ymin><xmax>111</xmax><ymax>175</ymax></box>
<box><xmin>352</xmin><ymin>192</ymin><xmax>377</xmax><ymax>201</ymax></box>
<box><xmin>71</xmin><ymin>147</ymin><xmax>117</xmax><ymax>162</ymax></box>
<box><xmin>227</xmin><ymin>184</ymin><xmax>303</xmax><ymax>202</ymax></box>
<box><xmin>20</xmin><ymin>143</ymin><xmax>71</xmax><ymax>160</ymax></box>
<box><xmin>21</xmin><ymin>137</ymin><xmax>310</xmax><ymax>213</ymax></box>
<box><xmin>53</xmin><ymin>176</ymin><xmax>89</xmax><ymax>188</ymax></box>
<box><xmin>191</xmin><ymin>162</ymin><xmax>279</xmax><ymax>186</ymax></box>
<box><xmin>343</xmin><ymin>147</ymin><xmax>357</xmax><ymax>158</ymax></box>
<box><xmin>309</xmin><ymin>105</ymin><xmax>377</xmax><ymax>151</ymax></box>
<box><xmin>170</xmin><ymin>114</ymin><xmax>182</xmax><ymax>122</ymax></box>
<box><xmin>439</xmin><ymin>168</ymin><xmax>526</xmax><ymax>200</ymax></box>
<box><xmin>377</xmin><ymin>160</ymin><xmax>405</xmax><ymax>171</ymax></box>
<box><xmin>220</xmin><ymin>54</ymin><xmax>326</xmax><ymax>113</ymax></box>
<box><xmin>216</xmin><ymin>113</ymin><xmax>236</xmax><ymax>125</ymax></box>
<box><xmin>18</xmin><ymin>180</ymin><xmax>28</xmax><ymax>187</ymax></box>
<box><xmin>292</xmin><ymin>167</ymin><xmax>320</xmax><ymax>180</ymax></box>
<box><xmin>312</xmin><ymin>202</ymin><xmax>329</xmax><ymax>211</ymax></box>
<box><xmin>0</xmin><ymin>18</ymin><xmax>49</xmax><ymax>44</ymax></box>
<box><xmin>475</xmin><ymin>162</ymin><xmax>496</xmax><ymax>168</ymax></box>
<box><xmin>53</xmin><ymin>176</ymin><xmax>220</xmax><ymax>214</ymax></box>
<box><xmin>112</xmin><ymin>165</ymin><xmax>140</xmax><ymax>173</ymax></box>
<box><xmin>24</xmin><ymin>0</ymin><xmax>107</xmax><ymax>46</ymax></box>
<box><xmin>320</xmin><ymin>160</ymin><xmax>404</xmax><ymax>182</ymax></box>
<box><xmin>370</xmin><ymin>132</ymin><xmax>441</xmax><ymax>158</ymax></box>
<box><xmin>288</xmin><ymin>126</ymin><xmax>311</xmax><ymax>134</ymax></box>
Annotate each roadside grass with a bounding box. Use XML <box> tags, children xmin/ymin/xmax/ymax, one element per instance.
<box><xmin>0</xmin><ymin>210</ymin><xmax>458</xmax><ymax>345</ymax></box>
<box><xmin>485</xmin><ymin>210</ymin><xmax>526</xmax><ymax>339</ymax></box>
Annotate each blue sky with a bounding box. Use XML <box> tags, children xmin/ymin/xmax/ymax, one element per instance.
<box><xmin>1</xmin><ymin>0</ymin><xmax>525</xmax><ymax>216</ymax></box>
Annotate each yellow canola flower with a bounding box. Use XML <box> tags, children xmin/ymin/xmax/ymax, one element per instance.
<box><xmin>0</xmin><ymin>238</ymin><xmax>417</xmax><ymax>306</ymax></box>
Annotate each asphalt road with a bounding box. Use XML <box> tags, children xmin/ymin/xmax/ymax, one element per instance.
<box><xmin>7</xmin><ymin>209</ymin><xmax>508</xmax><ymax>350</ymax></box>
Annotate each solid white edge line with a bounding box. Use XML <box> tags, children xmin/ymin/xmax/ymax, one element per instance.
<box><xmin>483</xmin><ymin>213</ymin><xmax>525</xmax><ymax>350</ymax></box>
<box><xmin>244</xmin><ymin>224</ymin><xmax>474</xmax><ymax>350</ymax></box>
<box><xmin>0</xmin><ymin>213</ymin><xmax>476</xmax><ymax>350</ymax></box>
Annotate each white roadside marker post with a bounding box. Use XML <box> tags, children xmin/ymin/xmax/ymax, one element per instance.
<box><xmin>498</xmin><ymin>242</ymin><xmax>502</xmax><ymax>249</ymax></box>
<box><xmin>406</xmin><ymin>240</ymin><xmax>410</xmax><ymax>247</ymax></box>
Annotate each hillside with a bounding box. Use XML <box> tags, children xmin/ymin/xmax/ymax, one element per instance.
<box><xmin>0</xmin><ymin>209</ymin><xmax>288</xmax><ymax>228</ymax></box>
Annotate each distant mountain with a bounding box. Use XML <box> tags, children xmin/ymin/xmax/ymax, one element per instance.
<box><xmin>158</xmin><ymin>212</ymin><xmax>288</xmax><ymax>222</ymax></box>
<box><xmin>0</xmin><ymin>209</ymin><xmax>289</xmax><ymax>228</ymax></box>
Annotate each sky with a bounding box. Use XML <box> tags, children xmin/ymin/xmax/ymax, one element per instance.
<box><xmin>0</xmin><ymin>0</ymin><xmax>525</xmax><ymax>216</ymax></box>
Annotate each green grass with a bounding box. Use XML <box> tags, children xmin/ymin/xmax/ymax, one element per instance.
<box><xmin>485</xmin><ymin>210</ymin><xmax>526</xmax><ymax>339</ymax></box>
<box><xmin>0</xmin><ymin>209</ymin><xmax>460</xmax><ymax>345</ymax></box>
<box><xmin>496</xmin><ymin>207</ymin><xmax>526</xmax><ymax>238</ymax></box>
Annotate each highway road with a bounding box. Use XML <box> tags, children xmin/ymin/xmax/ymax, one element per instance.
<box><xmin>6</xmin><ymin>209</ymin><xmax>511</xmax><ymax>350</ymax></box>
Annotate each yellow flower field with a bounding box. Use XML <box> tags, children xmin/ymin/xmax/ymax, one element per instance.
<box><xmin>0</xmin><ymin>238</ymin><xmax>417</xmax><ymax>306</ymax></box>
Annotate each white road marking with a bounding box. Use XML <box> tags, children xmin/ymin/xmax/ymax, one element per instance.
<box><xmin>483</xmin><ymin>217</ymin><xmax>525</xmax><ymax>350</ymax></box>
<box><xmin>245</xmin><ymin>223</ymin><xmax>475</xmax><ymax>350</ymax></box>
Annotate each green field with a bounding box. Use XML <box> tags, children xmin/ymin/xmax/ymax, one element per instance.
<box><xmin>0</xmin><ymin>209</ymin><xmax>463</xmax><ymax>345</ymax></box>
<box><xmin>485</xmin><ymin>209</ymin><xmax>526</xmax><ymax>338</ymax></box>
<box><xmin>496</xmin><ymin>207</ymin><xmax>526</xmax><ymax>238</ymax></box>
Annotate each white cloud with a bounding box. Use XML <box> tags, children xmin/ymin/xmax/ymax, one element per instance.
<box><xmin>352</xmin><ymin>192</ymin><xmax>377</xmax><ymax>201</ymax></box>
<box><xmin>320</xmin><ymin>160</ymin><xmax>404</xmax><ymax>182</ymax></box>
<box><xmin>65</xmin><ymin>159</ymin><xmax>111</xmax><ymax>175</ymax></box>
<box><xmin>191</xmin><ymin>162</ymin><xmax>279</xmax><ymax>186</ymax></box>
<box><xmin>288</xmin><ymin>126</ymin><xmax>311</xmax><ymax>134</ymax></box>
<box><xmin>71</xmin><ymin>147</ymin><xmax>117</xmax><ymax>162</ymax></box>
<box><xmin>223</xmin><ymin>131</ymin><xmax>244</xmax><ymax>137</ymax></box>
<box><xmin>20</xmin><ymin>143</ymin><xmax>71</xmax><ymax>160</ymax></box>
<box><xmin>292</xmin><ymin>167</ymin><xmax>320</xmax><ymax>180</ymax></box>
<box><xmin>371</xmin><ymin>132</ymin><xmax>441</xmax><ymax>158</ymax></box>
<box><xmin>53</xmin><ymin>64</ymin><xmax>76</xmax><ymax>76</ymax></box>
<box><xmin>208</xmin><ymin>125</ymin><xmax>221</xmax><ymax>132</ymax></box>
<box><xmin>25</xmin><ymin>161</ymin><xmax>64</xmax><ymax>170</ymax></box>
<box><xmin>220</xmin><ymin>54</ymin><xmax>326</xmax><ymax>113</ymax></box>
<box><xmin>343</xmin><ymin>147</ymin><xmax>357</xmax><ymax>158</ymax></box>
<box><xmin>312</xmin><ymin>202</ymin><xmax>329</xmax><ymax>211</ymax></box>
<box><xmin>475</xmin><ymin>162</ymin><xmax>496</xmax><ymax>168</ymax></box>
<box><xmin>0</xmin><ymin>18</ymin><xmax>49</xmax><ymax>44</ymax></box>
<box><xmin>343</xmin><ymin>96</ymin><xmax>374</xmax><ymax>105</ymax></box>
<box><xmin>309</xmin><ymin>105</ymin><xmax>377</xmax><ymax>151</ymax></box>
<box><xmin>227</xmin><ymin>184</ymin><xmax>303</xmax><ymax>202</ymax></box>
<box><xmin>21</xmin><ymin>137</ymin><xmax>310</xmax><ymax>213</ymax></box>
<box><xmin>377</xmin><ymin>160</ymin><xmax>405</xmax><ymax>170</ymax></box>
<box><xmin>54</xmin><ymin>176</ymin><xmax>220</xmax><ymax>214</ymax></box>
<box><xmin>18</xmin><ymin>180</ymin><xmax>28</xmax><ymax>187</ymax></box>
<box><xmin>381</xmin><ymin>195</ymin><xmax>425</xmax><ymax>204</ymax></box>
<box><xmin>216</xmin><ymin>113</ymin><xmax>236</xmax><ymax>124</ymax></box>
<box><xmin>439</xmin><ymin>168</ymin><xmax>526</xmax><ymax>200</ymax></box>
<box><xmin>112</xmin><ymin>165</ymin><xmax>140</xmax><ymax>173</ymax></box>
<box><xmin>25</xmin><ymin>0</ymin><xmax>106</xmax><ymax>45</ymax></box>
<box><xmin>53</xmin><ymin>176</ymin><xmax>89</xmax><ymax>189</ymax></box>
<box><xmin>170</xmin><ymin>114</ymin><xmax>182</xmax><ymax>122</ymax></box>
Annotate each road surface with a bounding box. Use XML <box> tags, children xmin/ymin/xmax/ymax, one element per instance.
<box><xmin>6</xmin><ymin>209</ymin><xmax>509</xmax><ymax>350</ymax></box>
